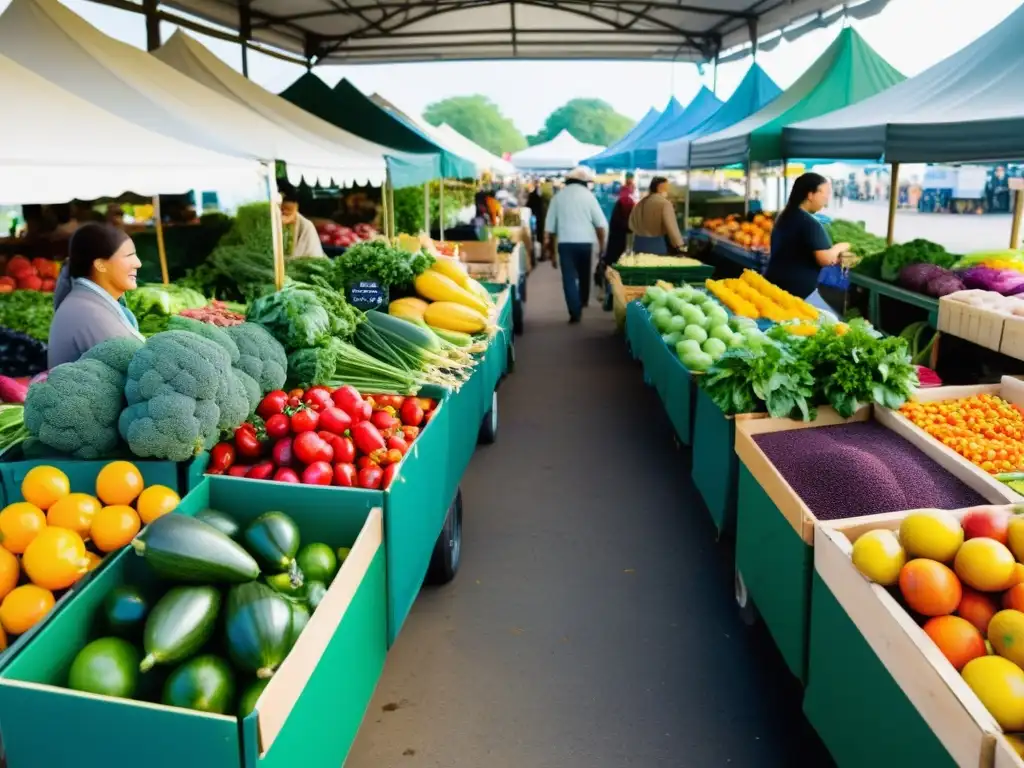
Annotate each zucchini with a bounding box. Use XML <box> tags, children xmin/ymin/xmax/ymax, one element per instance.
<box><xmin>68</xmin><ymin>637</ymin><xmax>140</xmax><ymax>698</ymax></box>
<box><xmin>428</xmin><ymin>325</ymin><xmax>473</xmax><ymax>348</ymax></box>
<box><xmin>225</xmin><ymin>582</ymin><xmax>295</xmax><ymax>679</ymax></box>
<box><xmin>132</xmin><ymin>514</ymin><xmax>260</xmax><ymax>584</ymax></box>
<box><xmin>238</xmin><ymin>678</ymin><xmax>270</xmax><ymax>718</ymax></box>
<box><xmin>140</xmin><ymin>586</ymin><xmax>221</xmax><ymax>672</ymax></box>
<box><xmin>244</xmin><ymin>511</ymin><xmax>303</xmax><ymax>588</ymax></box>
<box><xmin>103</xmin><ymin>585</ymin><xmax>149</xmax><ymax>638</ymax></box>
<box><xmin>162</xmin><ymin>655</ymin><xmax>236</xmax><ymax>715</ymax></box>
<box><xmin>195</xmin><ymin>508</ymin><xmax>241</xmax><ymax>540</ymax></box>
<box><xmin>366</xmin><ymin>310</ymin><xmax>443</xmax><ymax>353</ymax></box>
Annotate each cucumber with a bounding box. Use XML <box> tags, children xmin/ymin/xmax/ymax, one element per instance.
<box><xmin>226</xmin><ymin>582</ymin><xmax>295</xmax><ymax>679</ymax></box>
<box><xmin>296</xmin><ymin>543</ymin><xmax>338</xmax><ymax>585</ymax></box>
<box><xmin>243</xmin><ymin>512</ymin><xmax>302</xmax><ymax>587</ymax></box>
<box><xmin>305</xmin><ymin>581</ymin><xmax>327</xmax><ymax>610</ymax></box>
<box><xmin>68</xmin><ymin>637</ymin><xmax>140</xmax><ymax>698</ymax></box>
<box><xmin>238</xmin><ymin>678</ymin><xmax>270</xmax><ymax>718</ymax></box>
<box><xmin>289</xmin><ymin>601</ymin><xmax>310</xmax><ymax>647</ymax></box>
<box><xmin>141</xmin><ymin>586</ymin><xmax>221</xmax><ymax>672</ymax></box>
<box><xmin>103</xmin><ymin>585</ymin><xmax>149</xmax><ymax>638</ymax></box>
<box><xmin>366</xmin><ymin>310</ymin><xmax>442</xmax><ymax>353</ymax></box>
<box><xmin>162</xmin><ymin>655</ymin><xmax>236</xmax><ymax>715</ymax></box>
<box><xmin>132</xmin><ymin>514</ymin><xmax>260</xmax><ymax>584</ymax></box>
<box><xmin>428</xmin><ymin>325</ymin><xmax>473</xmax><ymax>348</ymax></box>
<box><xmin>195</xmin><ymin>508</ymin><xmax>241</xmax><ymax>540</ymax></box>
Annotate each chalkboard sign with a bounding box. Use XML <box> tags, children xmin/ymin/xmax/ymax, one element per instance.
<box><xmin>348</xmin><ymin>280</ymin><xmax>388</xmax><ymax>310</ymax></box>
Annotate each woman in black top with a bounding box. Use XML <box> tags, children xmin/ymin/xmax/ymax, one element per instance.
<box><xmin>765</xmin><ymin>172</ymin><xmax>851</xmax><ymax>314</ymax></box>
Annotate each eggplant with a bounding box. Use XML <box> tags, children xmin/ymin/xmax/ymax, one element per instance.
<box><xmin>243</xmin><ymin>512</ymin><xmax>303</xmax><ymax>588</ymax></box>
<box><xmin>225</xmin><ymin>582</ymin><xmax>295</xmax><ymax>679</ymax></box>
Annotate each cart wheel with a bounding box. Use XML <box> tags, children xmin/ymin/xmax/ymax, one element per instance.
<box><xmin>507</xmin><ymin>343</ymin><xmax>516</xmax><ymax>374</ymax></box>
<box><xmin>426</xmin><ymin>488</ymin><xmax>463</xmax><ymax>585</ymax></box>
<box><xmin>478</xmin><ymin>391</ymin><xmax>499</xmax><ymax>445</ymax></box>
<box><xmin>735</xmin><ymin>568</ymin><xmax>759</xmax><ymax>627</ymax></box>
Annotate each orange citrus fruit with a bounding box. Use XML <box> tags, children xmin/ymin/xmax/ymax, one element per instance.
<box><xmin>0</xmin><ymin>584</ymin><xmax>54</xmax><ymax>635</ymax></box>
<box><xmin>1005</xmin><ymin>584</ymin><xmax>1024</xmax><ymax>612</ymax></box>
<box><xmin>962</xmin><ymin>655</ymin><xmax>1024</xmax><ymax>731</ymax></box>
<box><xmin>899</xmin><ymin>559</ymin><xmax>962</xmax><ymax>616</ymax></box>
<box><xmin>959</xmin><ymin>588</ymin><xmax>1001</xmax><ymax>633</ymax></box>
<box><xmin>90</xmin><ymin>505</ymin><xmax>141</xmax><ymax>553</ymax></box>
<box><xmin>135</xmin><ymin>485</ymin><xmax>180</xmax><ymax>525</ymax></box>
<box><xmin>1008</xmin><ymin>563</ymin><xmax>1024</xmax><ymax>589</ymax></box>
<box><xmin>955</xmin><ymin>538</ymin><xmax>1017</xmax><ymax>592</ymax></box>
<box><xmin>20</xmin><ymin>466</ymin><xmax>69</xmax><ymax>511</ymax></box>
<box><xmin>989</xmin><ymin>610</ymin><xmax>1024</xmax><ymax>668</ymax></box>
<box><xmin>95</xmin><ymin>461</ymin><xmax>144</xmax><ymax>506</ymax></box>
<box><xmin>0</xmin><ymin>626</ymin><xmax>7</xmax><ymax>651</ymax></box>
<box><xmin>22</xmin><ymin>527</ymin><xmax>90</xmax><ymax>591</ymax></box>
<box><xmin>899</xmin><ymin>510</ymin><xmax>964</xmax><ymax>562</ymax></box>
<box><xmin>0</xmin><ymin>547</ymin><xmax>18</xmax><ymax>603</ymax></box>
<box><xmin>46</xmin><ymin>493</ymin><xmax>101</xmax><ymax>539</ymax></box>
<box><xmin>0</xmin><ymin>502</ymin><xmax>46</xmax><ymax>554</ymax></box>
<box><xmin>923</xmin><ymin>615</ymin><xmax>987</xmax><ymax>670</ymax></box>
<box><xmin>83</xmin><ymin>551</ymin><xmax>102</xmax><ymax>572</ymax></box>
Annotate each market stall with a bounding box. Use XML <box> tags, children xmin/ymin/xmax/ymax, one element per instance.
<box><xmin>510</xmin><ymin>130</ymin><xmax>605</xmax><ymax>172</ymax></box>
<box><xmin>610</xmin><ymin>89</ymin><xmax>724</xmax><ymax>171</ymax></box>
<box><xmin>583</xmin><ymin>107</ymin><xmax>662</xmax><ymax>173</ymax></box>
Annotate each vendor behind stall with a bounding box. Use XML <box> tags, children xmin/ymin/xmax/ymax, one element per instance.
<box><xmin>628</xmin><ymin>176</ymin><xmax>685</xmax><ymax>255</ymax></box>
<box><xmin>48</xmin><ymin>223</ymin><xmax>144</xmax><ymax>368</ymax></box>
<box><xmin>281</xmin><ymin>186</ymin><xmax>326</xmax><ymax>260</ymax></box>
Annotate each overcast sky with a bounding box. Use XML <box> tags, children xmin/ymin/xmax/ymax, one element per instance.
<box><xmin>6</xmin><ymin>0</ymin><xmax>1024</xmax><ymax>134</ymax></box>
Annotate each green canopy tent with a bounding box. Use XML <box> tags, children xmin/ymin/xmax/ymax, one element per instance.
<box><xmin>280</xmin><ymin>73</ymin><xmax>477</xmax><ymax>188</ymax></box>
<box><xmin>689</xmin><ymin>27</ymin><xmax>905</xmax><ymax>169</ymax></box>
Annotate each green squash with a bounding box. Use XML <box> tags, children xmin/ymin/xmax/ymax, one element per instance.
<box><xmin>226</xmin><ymin>582</ymin><xmax>295</xmax><ymax>679</ymax></box>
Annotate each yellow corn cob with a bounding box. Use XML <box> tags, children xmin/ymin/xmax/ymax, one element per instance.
<box><xmin>430</xmin><ymin>258</ymin><xmax>472</xmax><ymax>289</ymax></box>
<box><xmin>415</xmin><ymin>271</ymin><xmax>491</xmax><ymax>315</ymax></box>
<box><xmin>424</xmin><ymin>301</ymin><xmax>488</xmax><ymax>333</ymax></box>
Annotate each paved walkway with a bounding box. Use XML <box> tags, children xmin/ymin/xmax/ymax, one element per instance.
<box><xmin>346</xmin><ymin>266</ymin><xmax>833</xmax><ymax>768</ymax></box>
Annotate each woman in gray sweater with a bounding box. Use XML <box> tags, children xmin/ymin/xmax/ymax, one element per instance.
<box><xmin>48</xmin><ymin>223</ymin><xmax>144</xmax><ymax>369</ymax></box>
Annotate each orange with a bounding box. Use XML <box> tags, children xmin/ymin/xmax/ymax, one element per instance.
<box><xmin>962</xmin><ymin>655</ymin><xmax>1024</xmax><ymax>731</ymax></box>
<box><xmin>899</xmin><ymin>559</ymin><xmax>962</xmax><ymax>616</ymax></box>
<box><xmin>1008</xmin><ymin>563</ymin><xmax>1024</xmax><ymax>589</ymax></box>
<box><xmin>989</xmin><ymin>610</ymin><xmax>1024</xmax><ymax>668</ymax></box>
<box><xmin>960</xmin><ymin>588</ymin><xmax>1001</xmax><ymax>633</ymax></box>
<box><xmin>0</xmin><ymin>584</ymin><xmax>54</xmax><ymax>635</ymax></box>
<box><xmin>0</xmin><ymin>547</ymin><xmax>18</xmax><ymax>604</ymax></box>
<box><xmin>1006</xmin><ymin>585</ymin><xmax>1024</xmax><ymax>613</ymax></box>
<box><xmin>46</xmin><ymin>493</ymin><xmax>101</xmax><ymax>539</ymax></box>
<box><xmin>22</xmin><ymin>527</ymin><xmax>90</xmax><ymax>591</ymax></box>
<box><xmin>898</xmin><ymin>510</ymin><xmax>964</xmax><ymax>562</ymax></box>
<box><xmin>95</xmin><ymin>461</ymin><xmax>144</xmax><ymax>506</ymax></box>
<box><xmin>83</xmin><ymin>551</ymin><xmax>102</xmax><ymax>572</ymax></box>
<box><xmin>923</xmin><ymin>615</ymin><xmax>987</xmax><ymax>670</ymax></box>
<box><xmin>90</xmin><ymin>505</ymin><xmax>141</xmax><ymax>553</ymax></box>
<box><xmin>20</xmin><ymin>466</ymin><xmax>69</xmax><ymax>511</ymax></box>
<box><xmin>0</xmin><ymin>625</ymin><xmax>7</xmax><ymax>651</ymax></box>
<box><xmin>955</xmin><ymin>538</ymin><xmax>1017</xmax><ymax>591</ymax></box>
<box><xmin>135</xmin><ymin>485</ymin><xmax>180</xmax><ymax>525</ymax></box>
<box><xmin>0</xmin><ymin>502</ymin><xmax>46</xmax><ymax>554</ymax></box>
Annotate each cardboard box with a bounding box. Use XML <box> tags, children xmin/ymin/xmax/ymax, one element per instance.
<box><xmin>939</xmin><ymin>295</ymin><xmax>1007</xmax><ymax>351</ymax></box>
<box><xmin>456</xmin><ymin>240</ymin><xmax>499</xmax><ymax>263</ymax></box>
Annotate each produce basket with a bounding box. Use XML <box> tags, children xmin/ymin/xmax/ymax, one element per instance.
<box><xmin>807</xmin><ymin>510</ymin><xmax>1024</xmax><ymax>768</ymax></box>
<box><xmin>612</xmin><ymin>263</ymin><xmax>714</xmax><ymax>286</ymax></box>
<box><xmin>0</xmin><ymin>477</ymin><xmax>387</xmax><ymax>768</ymax></box>
<box><xmin>734</xmin><ymin>407</ymin><xmax>1008</xmax><ymax>682</ymax></box>
<box><xmin>607</xmin><ymin>267</ymin><xmax>647</xmax><ymax>333</ymax></box>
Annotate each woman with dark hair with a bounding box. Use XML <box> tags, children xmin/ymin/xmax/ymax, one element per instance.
<box><xmin>48</xmin><ymin>223</ymin><xmax>143</xmax><ymax>368</ymax></box>
<box><xmin>627</xmin><ymin>176</ymin><xmax>685</xmax><ymax>255</ymax></box>
<box><xmin>766</xmin><ymin>172</ymin><xmax>851</xmax><ymax>314</ymax></box>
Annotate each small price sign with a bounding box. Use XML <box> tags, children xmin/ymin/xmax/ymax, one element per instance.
<box><xmin>348</xmin><ymin>280</ymin><xmax>387</xmax><ymax>310</ymax></box>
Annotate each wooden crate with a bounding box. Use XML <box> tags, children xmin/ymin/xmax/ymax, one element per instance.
<box><xmin>938</xmin><ymin>295</ymin><xmax>1007</xmax><ymax>351</ymax></box>
<box><xmin>456</xmin><ymin>239</ymin><xmax>499</xmax><ymax>263</ymax></box>
<box><xmin>1000</xmin><ymin>316</ymin><xmax>1024</xmax><ymax>361</ymax></box>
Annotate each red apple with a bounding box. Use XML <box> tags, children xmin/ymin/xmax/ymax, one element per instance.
<box><xmin>962</xmin><ymin>506</ymin><xmax>1012</xmax><ymax>545</ymax></box>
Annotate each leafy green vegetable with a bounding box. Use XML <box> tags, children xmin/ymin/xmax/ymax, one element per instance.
<box><xmin>334</xmin><ymin>240</ymin><xmax>434</xmax><ymax>288</ymax></box>
<box><xmin>699</xmin><ymin>340</ymin><xmax>816</xmax><ymax>420</ymax></box>
<box><xmin>0</xmin><ymin>291</ymin><xmax>54</xmax><ymax>342</ymax></box>
<box><xmin>879</xmin><ymin>239</ymin><xmax>955</xmax><ymax>283</ymax></box>
<box><xmin>125</xmin><ymin>284</ymin><xmax>208</xmax><ymax>337</ymax></box>
<box><xmin>826</xmin><ymin>219</ymin><xmax>887</xmax><ymax>260</ymax></box>
<box><xmin>246</xmin><ymin>288</ymin><xmax>333</xmax><ymax>351</ymax></box>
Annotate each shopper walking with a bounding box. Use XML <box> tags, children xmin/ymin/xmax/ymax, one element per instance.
<box><xmin>544</xmin><ymin>166</ymin><xmax>607</xmax><ymax>324</ymax></box>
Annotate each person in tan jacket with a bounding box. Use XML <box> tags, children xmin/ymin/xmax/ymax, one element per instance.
<box><xmin>627</xmin><ymin>176</ymin><xmax>685</xmax><ymax>255</ymax></box>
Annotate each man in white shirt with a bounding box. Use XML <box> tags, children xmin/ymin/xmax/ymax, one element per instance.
<box><xmin>544</xmin><ymin>166</ymin><xmax>608</xmax><ymax>323</ymax></box>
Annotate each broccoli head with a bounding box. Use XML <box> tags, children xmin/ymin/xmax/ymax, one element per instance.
<box><xmin>24</xmin><ymin>358</ymin><xmax>126</xmax><ymax>459</ymax></box>
<box><xmin>223</xmin><ymin>322</ymin><xmax>287</xmax><ymax>394</ymax></box>
<box><xmin>80</xmin><ymin>336</ymin><xmax>145</xmax><ymax>377</ymax></box>
<box><xmin>167</xmin><ymin>316</ymin><xmax>240</xmax><ymax>364</ymax></box>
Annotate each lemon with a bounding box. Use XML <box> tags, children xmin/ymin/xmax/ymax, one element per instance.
<box><xmin>962</xmin><ymin>656</ymin><xmax>1024</xmax><ymax>731</ymax></box>
<box><xmin>955</xmin><ymin>538</ymin><xmax>1017</xmax><ymax>592</ymax></box>
<box><xmin>851</xmin><ymin>529</ymin><xmax>906</xmax><ymax>586</ymax></box>
<box><xmin>899</xmin><ymin>510</ymin><xmax>964</xmax><ymax>562</ymax></box>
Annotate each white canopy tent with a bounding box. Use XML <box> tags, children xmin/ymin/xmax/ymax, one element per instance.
<box><xmin>0</xmin><ymin>0</ymin><xmax>380</xmax><ymax>188</ymax></box>
<box><xmin>511</xmin><ymin>131</ymin><xmax>606</xmax><ymax>172</ymax></box>
<box><xmin>0</xmin><ymin>51</ymin><xmax>262</xmax><ymax>205</ymax></box>
<box><xmin>153</xmin><ymin>31</ymin><xmax>391</xmax><ymax>186</ymax></box>
<box><xmin>432</xmin><ymin>125</ymin><xmax>516</xmax><ymax>177</ymax></box>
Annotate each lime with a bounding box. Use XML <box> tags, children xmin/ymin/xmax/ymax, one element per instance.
<box><xmin>297</xmin><ymin>543</ymin><xmax>338</xmax><ymax>585</ymax></box>
<box><xmin>68</xmin><ymin>637</ymin><xmax>140</xmax><ymax>698</ymax></box>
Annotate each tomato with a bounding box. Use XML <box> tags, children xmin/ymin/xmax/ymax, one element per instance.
<box><xmin>357</xmin><ymin>466</ymin><xmax>383</xmax><ymax>490</ymax></box>
<box><xmin>333</xmin><ymin>463</ymin><xmax>357</xmax><ymax>487</ymax></box>
<box><xmin>293</xmin><ymin>432</ymin><xmax>333</xmax><ymax>465</ymax></box>
<box><xmin>301</xmin><ymin>461</ymin><xmax>334</xmax><ymax>486</ymax></box>
<box><xmin>399</xmin><ymin>399</ymin><xmax>424</xmax><ymax>427</ymax></box>
<box><xmin>290</xmin><ymin>408</ymin><xmax>319</xmax><ymax>434</ymax></box>
<box><xmin>303</xmin><ymin>387</ymin><xmax>334</xmax><ymax>412</ymax></box>
<box><xmin>318</xmin><ymin>407</ymin><xmax>353</xmax><ymax>436</ymax></box>
<box><xmin>256</xmin><ymin>390</ymin><xmax>289</xmax><ymax>420</ymax></box>
<box><xmin>246</xmin><ymin>461</ymin><xmax>275</xmax><ymax>480</ymax></box>
<box><xmin>382</xmin><ymin>463</ymin><xmax>399</xmax><ymax>490</ymax></box>
<box><xmin>271</xmin><ymin>437</ymin><xmax>294</xmax><ymax>467</ymax></box>
<box><xmin>401</xmin><ymin>425</ymin><xmax>420</xmax><ymax>442</ymax></box>
<box><xmin>264</xmin><ymin>413</ymin><xmax>291</xmax><ymax>440</ymax></box>
<box><xmin>318</xmin><ymin>431</ymin><xmax>347</xmax><ymax>462</ymax></box>
<box><xmin>273</xmin><ymin>467</ymin><xmax>300</xmax><ymax>484</ymax></box>
<box><xmin>288</xmin><ymin>388</ymin><xmax>305</xmax><ymax>399</ymax></box>
<box><xmin>371</xmin><ymin>410</ymin><xmax>400</xmax><ymax>431</ymax></box>
<box><xmin>227</xmin><ymin>465</ymin><xmax>251</xmax><ymax>477</ymax></box>
<box><xmin>351</xmin><ymin>421</ymin><xmax>386</xmax><ymax>455</ymax></box>
<box><xmin>234</xmin><ymin>425</ymin><xmax>263</xmax><ymax>459</ymax></box>
<box><xmin>331</xmin><ymin>385</ymin><xmax>365</xmax><ymax>418</ymax></box>
<box><xmin>209</xmin><ymin>442</ymin><xmax>236</xmax><ymax>474</ymax></box>
<box><xmin>386</xmin><ymin>436</ymin><xmax>408</xmax><ymax>455</ymax></box>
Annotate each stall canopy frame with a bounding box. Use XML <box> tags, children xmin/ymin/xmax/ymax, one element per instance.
<box><xmin>584</xmin><ymin>107</ymin><xmax>662</xmax><ymax>173</ymax></box>
<box><xmin>82</xmin><ymin>0</ymin><xmax>892</xmax><ymax>66</ymax></box>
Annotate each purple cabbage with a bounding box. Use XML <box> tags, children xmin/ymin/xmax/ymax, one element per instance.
<box><xmin>898</xmin><ymin>263</ymin><xmax>946</xmax><ymax>293</ymax></box>
<box><xmin>960</xmin><ymin>266</ymin><xmax>1024</xmax><ymax>295</ymax></box>
<box><xmin>924</xmin><ymin>272</ymin><xmax>965</xmax><ymax>297</ymax></box>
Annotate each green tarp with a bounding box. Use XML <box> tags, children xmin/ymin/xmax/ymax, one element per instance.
<box><xmin>280</xmin><ymin>74</ymin><xmax>477</xmax><ymax>188</ymax></box>
<box><xmin>689</xmin><ymin>28</ymin><xmax>904</xmax><ymax>168</ymax></box>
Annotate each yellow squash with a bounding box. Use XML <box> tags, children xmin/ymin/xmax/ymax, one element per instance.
<box><xmin>388</xmin><ymin>297</ymin><xmax>429</xmax><ymax>322</ymax></box>
<box><xmin>430</xmin><ymin>258</ymin><xmax>472</xmax><ymax>289</ymax></box>
<box><xmin>424</xmin><ymin>302</ymin><xmax>488</xmax><ymax>334</ymax></box>
<box><xmin>414</xmin><ymin>271</ymin><xmax>490</xmax><ymax>316</ymax></box>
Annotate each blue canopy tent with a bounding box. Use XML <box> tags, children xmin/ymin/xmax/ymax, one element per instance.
<box><xmin>583</xmin><ymin>106</ymin><xmax>661</xmax><ymax>172</ymax></box>
<box><xmin>581</xmin><ymin>96</ymin><xmax>692</xmax><ymax>171</ymax></box>
<box><xmin>656</xmin><ymin>65</ymin><xmax>782</xmax><ymax>169</ymax></box>
<box><xmin>630</xmin><ymin>87</ymin><xmax>724</xmax><ymax>170</ymax></box>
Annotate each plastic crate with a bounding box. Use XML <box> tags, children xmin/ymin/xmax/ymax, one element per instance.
<box><xmin>613</xmin><ymin>263</ymin><xmax>714</xmax><ymax>286</ymax></box>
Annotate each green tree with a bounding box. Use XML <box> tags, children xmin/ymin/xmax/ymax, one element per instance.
<box><xmin>423</xmin><ymin>95</ymin><xmax>526</xmax><ymax>156</ymax></box>
<box><xmin>529</xmin><ymin>99</ymin><xmax>635</xmax><ymax>147</ymax></box>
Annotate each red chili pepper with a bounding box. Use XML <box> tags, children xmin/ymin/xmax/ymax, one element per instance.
<box><xmin>381</xmin><ymin>463</ymin><xmax>399</xmax><ymax>490</ymax></box>
<box><xmin>358</xmin><ymin>466</ymin><xmax>383</xmax><ymax>490</ymax></box>
<box><xmin>351</xmin><ymin>420</ymin><xmax>386</xmax><ymax>455</ymax></box>
<box><xmin>246</xmin><ymin>461</ymin><xmax>275</xmax><ymax>480</ymax></box>
<box><xmin>333</xmin><ymin>463</ymin><xmax>358</xmax><ymax>487</ymax></box>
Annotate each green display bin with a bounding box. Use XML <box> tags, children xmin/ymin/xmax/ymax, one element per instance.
<box><xmin>645</xmin><ymin>331</ymin><xmax>696</xmax><ymax>446</ymax></box>
<box><xmin>612</xmin><ymin>263</ymin><xmax>714</xmax><ymax>286</ymax></box>
<box><xmin>0</xmin><ymin>475</ymin><xmax>388</xmax><ymax>768</ymax></box>
<box><xmin>625</xmin><ymin>300</ymin><xmax>647</xmax><ymax>362</ymax></box>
